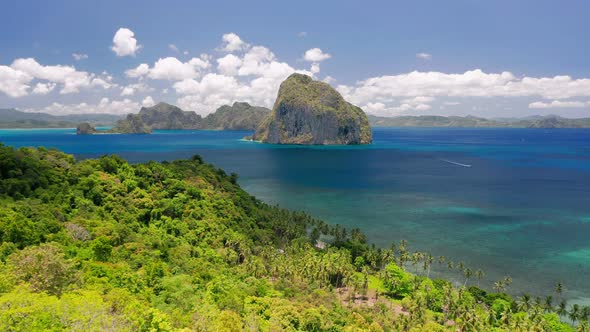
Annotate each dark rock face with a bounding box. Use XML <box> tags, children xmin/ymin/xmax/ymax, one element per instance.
<box><xmin>108</xmin><ymin>102</ymin><xmax>270</xmax><ymax>133</ymax></box>
<box><xmin>110</xmin><ymin>114</ymin><xmax>152</xmax><ymax>134</ymax></box>
<box><xmin>253</xmin><ymin>74</ymin><xmax>372</xmax><ymax>145</ymax></box>
<box><xmin>136</xmin><ymin>103</ymin><xmax>203</xmax><ymax>130</ymax></box>
<box><xmin>76</xmin><ymin>122</ymin><xmax>97</xmax><ymax>135</ymax></box>
<box><xmin>204</xmin><ymin>102</ymin><xmax>270</xmax><ymax>130</ymax></box>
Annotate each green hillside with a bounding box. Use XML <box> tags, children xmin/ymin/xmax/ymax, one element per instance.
<box><xmin>0</xmin><ymin>144</ymin><xmax>580</xmax><ymax>331</ymax></box>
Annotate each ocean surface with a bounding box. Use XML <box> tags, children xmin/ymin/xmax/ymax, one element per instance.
<box><xmin>2</xmin><ymin>127</ymin><xmax>590</xmax><ymax>303</ymax></box>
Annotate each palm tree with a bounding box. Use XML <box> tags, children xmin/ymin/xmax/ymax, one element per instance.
<box><xmin>493</xmin><ymin>280</ymin><xmax>505</xmax><ymax>293</ymax></box>
<box><xmin>544</xmin><ymin>295</ymin><xmax>553</xmax><ymax>312</ymax></box>
<box><xmin>426</xmin><ymin>254</ymin><xmax>434</xmax><ymax>278</ymax></box>
<box><xmin>570</xmin><ymin>304</ymin><xmax>581</xmax><ymax>325</ymax></box>
<box><xmin>475</xmin><ymin>269</ymin><xmax>484</xmax><ymax>287</ymax></box>
<box><xmin>447</xmin><ymin>261</ymin><xmax>454</xmax><ymax>270</ymax></box>
<box><xmin>502</xmin><ymin>276</ymin><xmax>512</xmax><ymax>291</ymax></box>
<box><xmin>517</xmin><ymin>293</ymin><xmax>532</xmax><ymax>312</ymax></box>
<box><xmin>555</xmin><ymin>281</ymin><xmax>564</xmax><ymax>300</ymax></box>
<box><xmin>580</xmin><ymin>306</ymin><xmax>590</xmax><ymax>323</ymax></box>
<box><xmin>458</xmin><ymin>261</ymin><xmax>465</xmax><ymax>272</ymax></box>
<box><xmin>556</xmin><ymin>299</ymin><xmax>568</xmax><ymax>318</ymax></box>
<box><xmin>463</xmin><ymin>268</ymin><xmax>473</xmax><ymax>287</ymax></box>
<box><xmin>438</xmin><ymin>255</ymin><xmax>445</xmax><ymax>265</ymax></box>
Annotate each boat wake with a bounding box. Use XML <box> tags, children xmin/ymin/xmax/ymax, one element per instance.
<box><xmin>440</xmin><ymin>159</ymin><xmax>472</xmax><ymax>168</ymax></box>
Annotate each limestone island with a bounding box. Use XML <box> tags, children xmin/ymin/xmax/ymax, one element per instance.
<box><xmin>76</xmin><ymin>102</ymin><xmax>270</xmax><ymax>134</ymax></box>
<box><xmin>252</xmin><ymin>73</ymin><xmax>372</xmax><ymax>145</ymax></box>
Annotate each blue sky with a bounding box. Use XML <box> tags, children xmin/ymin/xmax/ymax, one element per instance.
<box><xmin>1</xmin><ymin>0</ymin><xmax>589</xmax><ymax>117</ymax></box>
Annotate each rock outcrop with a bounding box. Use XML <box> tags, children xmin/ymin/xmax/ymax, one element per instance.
<box><xmin>76</xmin><ymin>122</ymin><xmax>97</xmax><ymax>135</ymax></box>
<box><xmin>110</xmin><ymin>114</ymin><xmax>152</xmax><ymax>134</ymax></box>
<box><xmin>204</xmin><ymin>102</ymin><xmax>270</xmax><ymax>130</ymax></box>
<box><xmin>252</xmin><ymin>74</ymin><xmax>372</xmax><ymax>145</ymax></box>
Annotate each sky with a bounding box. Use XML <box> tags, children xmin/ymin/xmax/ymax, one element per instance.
<box><xmin>1</xmin><ymin>0</ymin><xmax>589</xmax><ymax>118</ymax></box>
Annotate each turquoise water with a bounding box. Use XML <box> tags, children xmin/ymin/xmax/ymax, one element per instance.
<box><xmin>2</xmin><ymin>127</ymin><xmax>590</xmax><ymax>303</ymax></box>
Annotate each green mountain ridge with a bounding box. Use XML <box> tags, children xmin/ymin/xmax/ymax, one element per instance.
<box><xmin>0</xmin><ymin>108</ymin><xmax>122</xmax><ymax>128</ymax></box>
<box><xmin>368</xmin><ymin>114</ymin><xmax>590</xmax><ymax>128</ymax></box>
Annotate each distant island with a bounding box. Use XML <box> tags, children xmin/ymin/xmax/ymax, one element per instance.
<box><xmin>369</xmin><ymin>114</ymin><xmax>590</xmax><ymax>128</ymax></box>
<box><xmin>78</xmin><ymin>102</ymin><xmax>271</xmax><ymax>134</ymax></box>
<box><xmin>252</xmin><ymin>73</ymin><xmax>372</xmax><ymax>145</ymax></box>
<box><xmin>0</xmin><ymin>108</ymin><xmax>122</xmax><ymax>128</ymax></box>
<box><xmin>4</xmin><ymin>102</ymin><xmax>590</xmax><ymax>133</ymax></box>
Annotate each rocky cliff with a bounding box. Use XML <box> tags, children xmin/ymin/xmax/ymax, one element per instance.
<box><xmin>110</xmin><ymin>114</ymin><xmax>152</xmax><ymax>134</ymax></box>
<box><xmin>252</xmin><ymin>74</ymin><xmax>372</xmax><ymax>145</ymax></box>
<box><xmin>204</xmin><ymin>102</ymin><xmax>270</xmax><ymax>130</ymax></box>
<box><xmin>76</xmin><ymin>122</ymin><xmax>97</xmax><ymax>135</ymax></box>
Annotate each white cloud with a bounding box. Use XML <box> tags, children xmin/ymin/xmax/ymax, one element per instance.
<box><xmin>323</xmin><ymin>76</ymin><xmax>336</xmax><ymax>84</ymax></box>
<box><xmin>6</xmin><ymin>58</ymin><xmax>112</xmax><ymax>95</ymax></box>
<box><xmin>111</xmin><ymin>28</ymin><xmax>141</xmax><ymax>57</ymax></box>
<box><xmin>126</xmin><ymin>57</ymin><xmax>210</xmax><ymax>81</ymax></box>
<box><xmin>0</xmin><ymin>65</ymin><xmax>32</xmax><ymax>97</ymax></box>
<box><xmin>303</xmin><ymin>48</ymin><xmax>331</xmax><ymax>62</ymax></box>
<box><xmin>125</xmin><ymin>63</ymin><xmax>150</xmax><ymax>78</ymax></box>
<box><xmin>25</xmin><ymin>98</ymin><xmax>141</xmax><ymax>115</ymax></box>
<box><xmin>168</xmin><ymin>44</ymin><xmax>179</xmax><ymax>53</ymax></box>
<box><xmin>170</xmin><ymin>35</ymin><xmax>325</xmax><ymax>115</ymax></box>
<box><xmin>217</xmin><ymin>54</ymin><xmax>242</xmax><ymax>76</ymax></box>
<box><xmin>72</xmin><ymin>53</ymin><xmax>88</xmax><ymax>61</ymax></box>
<box><xmin>529</xmin><ymin>100</ymin><xmax>590</xmax><ymax>109</ymax></box>
<box><xmin>220</xmin><ymin>33</ymin><xmax>249</xmax><ymax>52</ymax></box>
<box><xmin>310</xmin><ymin>63</ymin><xmax>320</xmax><ymax>74</ymax></box>
<box><xmin>121</xmin><ymin>83</ymin><xmax>151</xmax><ymax>96</ymax></box>
<box><xmin>142</xmin><ymin>96</ymin><xmax>155</xmax><ymax>107</ymax></box>
<box><xmin>32</xmin><ymin>82</ymin><xmax>56</xmax><ymax>95</ymax></box>
<box><xmin>416</xmin><ymin>53</ymin><xmax>432</xmax><ymax>60</ymax></box>
<box><xmin>338</xmin><ymin>69</ymin><xmax>590</xmax><ymax>115</ymax></box>
<box><xmin>297</xmin><ymin>31</ymin><xmax>307</xmax><ymax>38</ymax></box>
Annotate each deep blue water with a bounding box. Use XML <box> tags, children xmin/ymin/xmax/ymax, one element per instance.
<box><xmin>2</xmin><ymin>127</ymin><xmax>590</xmax><ymax>303</ymax></box>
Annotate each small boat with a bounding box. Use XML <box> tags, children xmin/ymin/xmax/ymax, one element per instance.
<box><xmin>440</xmin><ymin>159</ymin><xmax>472</xmax><ymax>168</ymax></box>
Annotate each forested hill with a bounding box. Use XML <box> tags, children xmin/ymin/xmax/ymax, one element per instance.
<box><xmin>0</xmin><ymin>144</ymin><xmax>578</xmax><ymax>331</ymax></box>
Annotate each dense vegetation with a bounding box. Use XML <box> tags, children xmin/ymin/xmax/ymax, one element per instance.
<box><xmin>0</xmin><ymin>143</ymin><xmax>586</xmax><ymax>331</ymax></box>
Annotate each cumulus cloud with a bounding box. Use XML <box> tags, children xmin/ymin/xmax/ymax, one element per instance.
<box><xmin>216</xmin><ymin>54</ymin><xmax>242</xmax><ymax>76</ymax></box>
<box><xmin>173</xmin><ymin>37</ymin><xmax>315</xmax><ymax>114</ymax></box>
<box><xmin>303</xmin><ymin>48</ymin><xmax>331</xmax><ymax>62</ymax></box>
<box><xmin>32</xmin><ymin>82</ymin><xmax>56</xmax><ymax>95</ymax></box>
<box><xmin>416</xmin><ymin>52</ymin><xmax>432</xmax><ymax>60</ymax></box>
<box><xmin>121</xmin><ymin>83</ymin><xmax>151</xmax><ymax>96</ymax></box>
<box><xmin>111</xmin><ymin>28</ymin><xmax>141</xmax><ymax>57</ymax></box>
<box><xmin>529</xmin><ymin>100</ymin><xmax>590</xmax><ymax>109</ymax></box>
<box><xmin>25</xmin><ymin>98</ymin><xmax>141</xmax><ymax>115</ymax></box>
<box><xmin>338</xmin><ymin>69</ymin><xmax>590</xmax><ymax>115</ymax></box>
<box><xmin>125</xmin><ymin>63</ymin><xmax>150</xmax><ymax>78</ymax></box>
<box><xmin>168</xmin><ymin>44</ymin><xmax>179</xmax><ymax>53</ymax></box>
<box><xmin>142</xmin><ymin>96</ymin><xmax>155</xmax><ymax>107</ymax></box>
<box><xmin>126</xmin><ymin>57</ymin><xmax>210</xmax><ymax>81</ymax></box>
<box><xmin>0</xmin><ymin>58</ymin><xmax>113</xmax><ymax>97</ymax></box>
<box><xmin>323</xmin><ymin>76</ymin><xmax>336</xmax><ymax>84</ymax></box>
<box><xmin>220</xmin><ymin>33</ymin><xmax>249</xmax><ymax>52</ymax></box>
<box><xmin>0</xmin><ymin>65</ymin><xmax>32</xmax><ymax>97</ymax></box>
<box><xmin>72</xmin><ymin>53</ymin><xmax>88</xmax><ymax>61</ymax></box>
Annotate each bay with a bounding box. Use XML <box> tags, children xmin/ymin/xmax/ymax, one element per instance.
<box><xmin>2</xmin><ymin>127</ymin><xmax>590</xmax><ymax>303</ymax></box>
